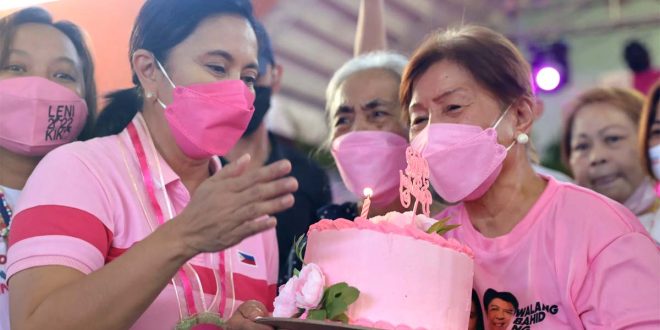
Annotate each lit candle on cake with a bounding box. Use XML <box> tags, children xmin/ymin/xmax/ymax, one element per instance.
<box><xmin>361</xmin><ymin>187</ymin><xmax>373</xmax><ymax>219</ymax></box>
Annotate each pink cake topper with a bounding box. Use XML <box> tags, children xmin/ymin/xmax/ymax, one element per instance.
<box><xmin>399</xmin><ymin>146</ymin><xmax>432</xmax><ymax>217</ymax></box>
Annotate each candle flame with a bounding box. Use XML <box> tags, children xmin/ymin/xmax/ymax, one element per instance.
<box><xmin>363</xmin><ymin>187</ymin><xmax>373</xmax><ymax>198</ymax></box>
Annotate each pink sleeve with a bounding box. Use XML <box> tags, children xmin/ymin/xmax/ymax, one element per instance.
<box><xmin>7</xmin><ymin>145</ymin><xmax>113</xmax><ymax>279</ymax></box>
<box><xmin>575</xmin><ymin>233</ymin><xmax>660</xmax><ymax>329</ymax></box>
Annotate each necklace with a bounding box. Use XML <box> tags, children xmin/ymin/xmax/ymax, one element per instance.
<box><xmin>121</xmin><ymin>117</ymin><xmax>233</xmax><ymax>329</ymax></box>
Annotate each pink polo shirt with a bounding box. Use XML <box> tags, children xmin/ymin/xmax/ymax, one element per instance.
<box><xmin>440</xmin><ymin>177</ymin><xmax>660</xmax><ymax>329</ymax></box>
<box><xmin>6</xmin><ymin>114</ymin><xmax>278</xmax><ymax>329</ymax></box>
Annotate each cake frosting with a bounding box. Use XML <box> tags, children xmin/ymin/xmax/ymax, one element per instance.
<box><xmin>302</xmin><ymin>211</ymin><xmax>474</xmax><ymax>330</ymax></box>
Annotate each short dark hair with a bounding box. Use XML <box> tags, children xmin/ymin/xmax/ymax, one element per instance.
<box><xmin>483</xmin><ymin>288</ymin><xmax>519</xmax><ymax>311</ymax></box>
<box><xmin>0</xmin><ymin>7</ymin><xmax>97</xmax><ymax>141</ymax></box>
<box><xmin>94</xmin><ymin>0</ymin><xmax>256</xmax><ymax>137</ymax></box>
<box><xmin>253</xmin><ymin>20</ymin><xmax>275</xmax><ymax>76</ymax></box>
<box><xmin>624</xmin><ymin>40</ymin><xmax>651</xmax><ymax>73</ymax></box>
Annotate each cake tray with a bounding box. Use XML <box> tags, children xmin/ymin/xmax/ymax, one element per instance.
<box><xmin>255</xmin><ymin>317</ymin><xmax>377</xmax><ymax>330</ymax></box>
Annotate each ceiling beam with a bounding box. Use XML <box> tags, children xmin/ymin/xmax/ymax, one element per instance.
<box><xmin>319</xmin><ymin>0</ymin><xmax>357</xmax><ymax>23</ymax></box>
<box><xmin>275</xmin><ymin>47</ymin><xmax>335</xmax><ymax>78</ymax></box>
<box><xmin>279</xmin><ymin>85</ymin><xmax>325</xmax><ymax>110</ymax></box>
<box><xmin>508</xmin><ymin>14</ymin><xmax>660</xmax><ymax>40</ymax></box>
<box><xmin>292</xmin><ymin>20</ymin><xmax>352</xmax><ymax>55</ymax></box>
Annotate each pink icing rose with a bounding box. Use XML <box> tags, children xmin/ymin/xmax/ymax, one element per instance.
<box><xmin>273</xmin><ymin>276</ymin><xmax>299</xmax><ymax>317</ymax></box>
<box><xmin>369</xmin><ymin>211</ymin><xmax>436</xmax><ymax>232</ymax></box>
<box><xmin>294</xmin><ymin>263</ymin><xmax>326</xmax><ymax>309</ymax></box>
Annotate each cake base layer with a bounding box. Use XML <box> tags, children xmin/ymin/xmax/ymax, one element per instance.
<box><xmin>304</xmin><ymin>226</ymin><xmax>474</xmax><ymax>330</ymax></box>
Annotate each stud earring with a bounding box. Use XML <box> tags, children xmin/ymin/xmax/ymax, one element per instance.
<box><xmin>516</xmin><ymin>133</ymin><xmax>529</xmax><ymax>145</ymax></box>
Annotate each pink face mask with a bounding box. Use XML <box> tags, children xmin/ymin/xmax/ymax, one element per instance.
<box><xmin>156</xmin><ymin>60</ymin><xmax>255</xmax><ymax>159</ymax></box>
<box><xmin>332</xmin><ymin>131</ymin><xmax>409</xmax><ymax>206</ymax></box>
<box><xmin>411</xmin><ymin>107</ymin><xmax>514</xmax><ymax>203</ymax></box>
<box><xmin>0</xmin><ymin>76</ymin><xmax>88</xmax><ymax>156</ymax></box>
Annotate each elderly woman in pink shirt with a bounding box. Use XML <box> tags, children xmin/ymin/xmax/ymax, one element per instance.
<box><xmin>7</xmin><ymin>1</ymin><xmax>295</xmax><ymax>329</ymax></box>
<box><xmin>403</xmin><ymin>25</ymin><xmax>660</xmax><ymax>329</ymax></box>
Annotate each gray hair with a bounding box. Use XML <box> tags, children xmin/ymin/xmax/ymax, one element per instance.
<box><xmin>325</xmin><ymin>51</ymin><xmax>408</xmax><ymax>111</ymax></box>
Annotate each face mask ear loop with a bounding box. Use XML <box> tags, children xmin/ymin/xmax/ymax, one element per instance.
<box><xmin>493</xmin><ymin>101</ymin><xmax>517</xmax><ymax>151</ymax></box>
<box><xmin>506</xmin><ymin>139</ymin><xmax>517</xmax><ymax>151</ymax></box>
<box><xmin>154</xmin><ymin>58</ymin><xmax>175</xmax><ymax>109</ymax></box>
<box><xmin>155</xmin><ymin>59</ymin><xmax>176</xmax><ymax>89</ymax></box>
<box><xmin>492</xmin><ymin>102</ymin><xmax>514</xmax><ymax>129</ymax></box>
<box><xmin>156</xmin><ymin>98</ymin><xmax>167</xmax><ymax>109</ymax></box>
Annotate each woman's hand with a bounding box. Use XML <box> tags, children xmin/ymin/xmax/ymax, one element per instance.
<box><xmin>224</xmin><ymin>301</ymin><xmax>273</xmax><ymax>330</ymax></box>
<box><xmin>172</xmin><ymin>154</ymin><xmax>298</xmax><ymax>256</ymax></box>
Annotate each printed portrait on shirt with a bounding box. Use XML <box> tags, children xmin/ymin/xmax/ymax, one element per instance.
<box><xmin>483</xmin><ymin>288</ymin><xmax>518</xmax><ymax>330</ymax></box>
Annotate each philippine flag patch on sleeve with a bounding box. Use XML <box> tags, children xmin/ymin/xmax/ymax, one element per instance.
<box><xmin>238</xmin><ymin>251</ymin><xmax>257</xmax><ymax>266</ymax></box>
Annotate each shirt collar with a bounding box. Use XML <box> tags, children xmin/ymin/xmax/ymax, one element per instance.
<box><xmin>128</xmin><ymin>113</ymin><xmax>221</xmax><ymax>189</ymax></box>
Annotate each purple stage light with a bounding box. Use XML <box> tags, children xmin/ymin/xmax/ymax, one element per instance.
<box><xmin>535</xmin><ymin>66</ymin><xmax>561</xmax><ymax>91</ymax></box>
<box><xmin>529</xmin><ymin>41</ymin><xmax>570</xmax><ymax>93</ymax></box>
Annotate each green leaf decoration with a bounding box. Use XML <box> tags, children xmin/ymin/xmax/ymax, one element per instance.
<box><xmin>319</xmin><ymin>286</ymin><xmax>330</xmax><ymax>307</ymax></box>
<box><xmin>426</xmin><ymin>217</ymin><xmax>450</xmax><ymax>234</ymax></box>
<box><xmin>326</xmin><ymin>299</ymin><xmax>348</xmax><ymax>319</ymax></box>
<box><xmin>340</xmin><ymin>286</ymin><xmax>360</xmax><ymax>305</ymax></box>
<box><xmin>292</xmin><ymin>280</ymin><xmax>360</xmax><ymax>324</ymax></box>
<box><xmin>320</xmin><ymin>282</ymin><xmax>360</xmax><ymax>321</ymax></box>
<box><xmin>426</xmin><ymin>217</ymin><xmax>460</xmax><ymax>235</ymax></box>
<box><xmin>332</xmin><ymin>313</ymin><xmax>350</xmax><ymax>323</ymax></box>
<box><xmin>307</xmin><ymin>309</ymin><xmax>327</xmax><ymax>320</ymax></box>
<box><xmin>293</xmin><ymin>268</ymin><xmax>300</xmax><ymax>277</ymax></box>
<box><xmin>325</xmin><ymin>282</ymin><xmax>349</xmax><ymax>306</ymax></box>
<box><xmin>293</xmin><ymin>235</ymin><xmax>307</xmax><ymax>264</ymax></box>
<box><xmin>436</xmin><ymin>224</ymin><xmax>461</xmax><ymax>235</ymax></box>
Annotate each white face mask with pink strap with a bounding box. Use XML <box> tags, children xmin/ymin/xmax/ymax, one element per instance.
<box><xmin>332</xmin><ymin>130</ymin><xmax>409</xmax><ymax>206</ymax></box>
<box><xmin>412</xmin><ymin>105</ymin><xmax>516</xmax><ymax>203</ymax></box>
<box><xmin>0</xmin><ymin>76</ymin><xmax>88</xmax><ymax>156</ymax></box>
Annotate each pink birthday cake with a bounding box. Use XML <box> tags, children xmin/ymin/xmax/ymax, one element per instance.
<box><xmin>302</xmin><ymin>211</ymin><xmax>474</xmax><ymax>330</ymax></box>
<box><xmin>272</xmin><ymin>147</ymin><xmax>474</xmax><ymax>329</ymax></box>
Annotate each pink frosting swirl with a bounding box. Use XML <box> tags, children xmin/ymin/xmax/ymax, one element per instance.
<box><xmin>308</xmin><ymin>212</ymin><xmax>474</xmax><ymax>259</ymax></box>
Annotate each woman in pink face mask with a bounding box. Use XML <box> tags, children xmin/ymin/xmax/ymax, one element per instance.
<box><xmin>0</xmin><ymin>8</ymin><xmax>96</xmax><ymax>330</ymax></box>
<box><xmin>318</xmin><ymin>0</ymin><xmax>425</xmax><ymax>222</ymax></box>
<box><xmin>403</xmin><ymin>26</ymin><xmax>660</xmax><ymax>329</ymax></box>
<box><xmin>7</xmin><ymin>1</ymin><xmax>297</xmax><ymax>330</ymax></box>
<box><xmin>322</xmin><ymin>51</ymin><xmax>410</xmax><ymax>220</ymax></box>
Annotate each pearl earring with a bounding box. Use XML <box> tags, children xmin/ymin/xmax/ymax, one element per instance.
<box><xmin>516</xmin><ymin>133</ymin><xmax>529</xmax><ymax>145</ymax></box>
<box><xmin>145</xmin><ymin>91</ymin><xmax>153</xmax><ymax>99</ymax></box>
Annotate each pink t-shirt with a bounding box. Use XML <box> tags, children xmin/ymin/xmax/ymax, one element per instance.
<box><xmin>633</xmin><ymin>69</ymin><xmax>660</xmax><ymax>95</ymax></box>
<box><xmin>439</xmin><ymin>177</ymin><xmax>660</xmax><ymax>330</ymax></box>
<box><xmin>6</xmin><ymin>114</ymin><xmax>278</xmax><ymax>329</ymax></box>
